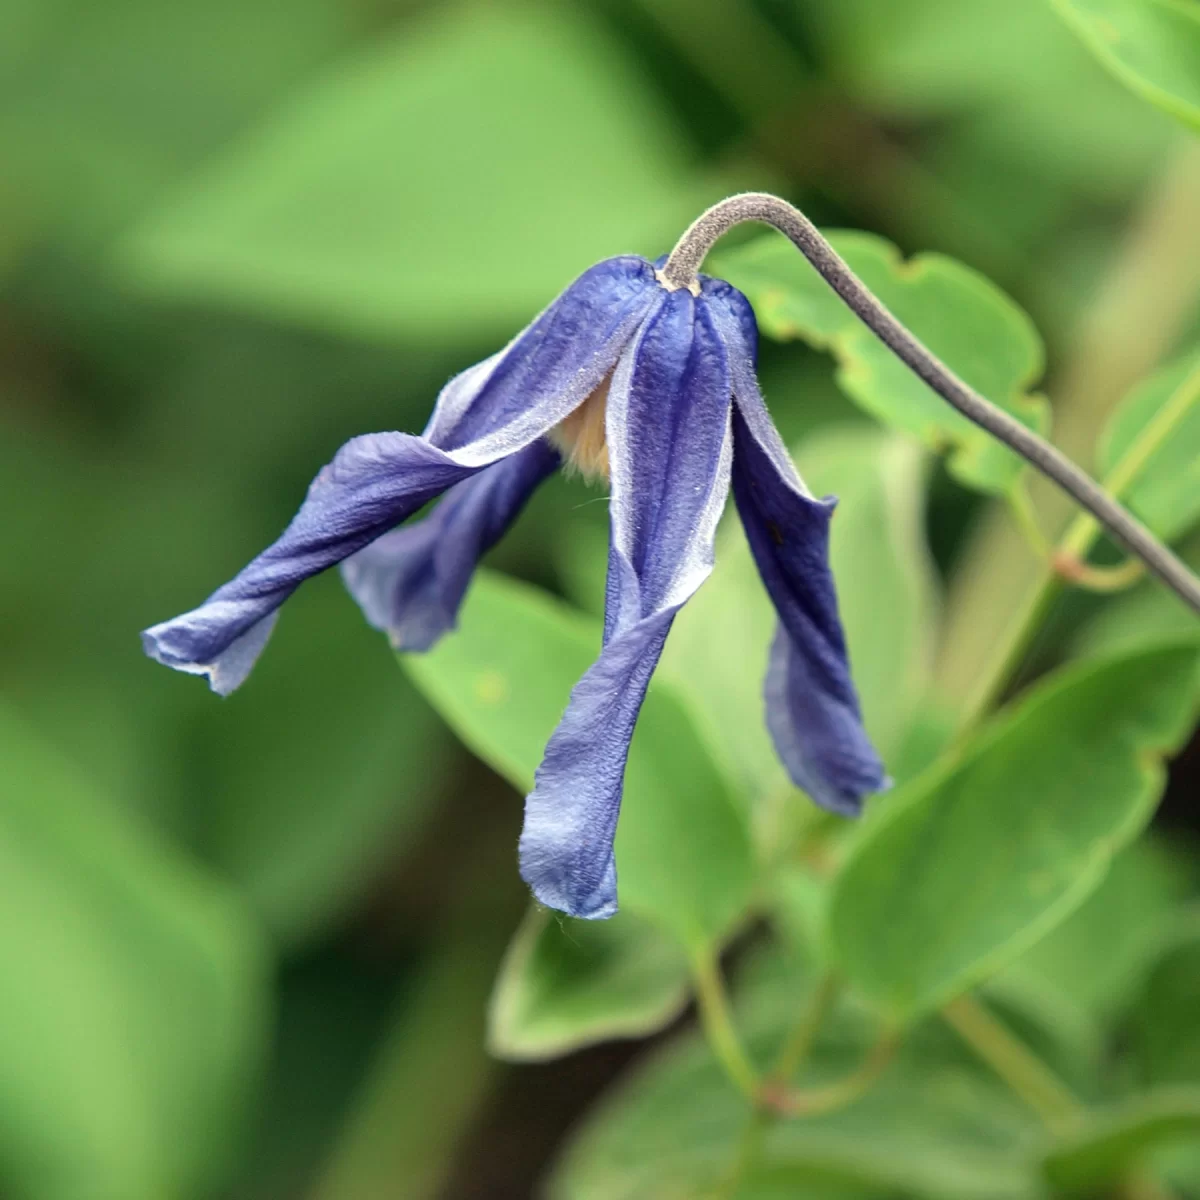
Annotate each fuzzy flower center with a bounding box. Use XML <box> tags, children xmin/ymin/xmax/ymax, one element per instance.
<box><xmin>550</xmin><ymin>375</ymin><xmax>611</xmax><ymax>482</ymax></box>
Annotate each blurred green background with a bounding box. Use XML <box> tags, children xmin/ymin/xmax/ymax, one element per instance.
<box><xmin>2</xmin><ymin>0</ymin><xmax>1199</xmax><ymax>1197</ymax></box>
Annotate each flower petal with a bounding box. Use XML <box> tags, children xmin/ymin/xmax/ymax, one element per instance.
<box><xmin>724</xmin><ymin>374</ymin><xmax>887</xmax><ymax>815</ymax></box>
<box><xmin>341</xmin><ymin>438</ymin><xmax>560</xmax><ymax>652</ymax></box>
<box><xmin>706</xmin><ymin>281</ymin><xmax>887</xmax><ymax>814</ymax></box>
<box><xmin>142</xmin><ymin>434</ymin><xmax>479</xmax><ymax>693</ymax></box>
<box><xmin>519</xmin><ymin>290</ymin><xmax>734</xmax><ymax>919</ymax></box>
<box><xmin>423</xmin><ymin>256</ymin><xmax>660</xmax><ymax>458</ymax></box>
<box><xmin>143</xmin><ymin>258</ymin><xmax>661</xmax><ymax>694</ymax></box>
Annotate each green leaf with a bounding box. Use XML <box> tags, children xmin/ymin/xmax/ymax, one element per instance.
<box><xmin>828</xmin><ymin>638</ymin><xmax>1200</xmax><ymax>1020</ymax></box>
<box><xmin>120</xmin><ymin>2</ymin><xmax>715</xmax><ymax>340</ymax></box>
<box><xmin>712</xmin><ymin>233</ymin><xmax>1049</xmax><ymax>494</ymax></box>
<box><xmin>994</xmin><ymin>837</ymin><xmax>1190</xmax><ymax>1025</ymax></box>
<box><xmin>1042</xmin><ymin>1088</ymin><xmax>1200</xmax><ymax>1194</ymax></box>
<box><xmin>1097</xmin><ymin>347</ymin><xmax>1200</xmax><ymax>541</ymax></box>
<box><xmin>1051</xmin><ymin>0</ymin><xmax>1200</xmax><ymax>132</ymax></box>
<box><xmin>983</xmin><ymin>838</ymin><xmax>1190</xmax><ymax>1089</ymax></box>
<box><xmin>402</xmin><ymin>570</ymin><xmax>754</xmax><ymax>950</ymax></box>
<box><xmin>549</xmin><ymin>963</ymin><xmax>1040</xmax><ymax>1200</ymax></box>
<box><xmin>488</xmin><ymin>907</ymin><xmax>690</xmax><ymax>1061</ymax></box>
<box><xmin>0</xmin><ymin>702</ymin><xmax>268</xmax><ymax>1200</ymax></box>
<box><xmin>660</xmin><ymin>425</ymin><xmax>939</xmax><ymax>812</ymax></box>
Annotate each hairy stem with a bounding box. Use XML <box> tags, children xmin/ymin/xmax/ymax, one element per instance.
<box><xmin>664</xmin><ymin>193</ymin><xmax>1200</xmax><ymax>612</ymax></box>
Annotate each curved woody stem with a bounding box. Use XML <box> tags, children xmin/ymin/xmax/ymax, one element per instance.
<box><xmin>662</xmin><ymin>193</ymin><xmax>1200</xmax><ymax>615</ymax></box>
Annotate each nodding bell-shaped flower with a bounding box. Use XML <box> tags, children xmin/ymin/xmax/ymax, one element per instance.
<box><xmin>142</xmin><ymin>255</ymin><xmax>888</xmax><ymax>920</ymax></box>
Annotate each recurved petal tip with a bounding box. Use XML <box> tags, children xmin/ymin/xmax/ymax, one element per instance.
<box><xmin>141</xmin><ymin>608</ymin><xmax>280</xmax><ymax>696</ymax></box>
<box><xmin>522</xmin><ymin>853</ymin><xmax>619</xmax><ymax>921</ymax></box>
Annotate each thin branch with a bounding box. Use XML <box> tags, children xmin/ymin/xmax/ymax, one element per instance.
<box><xmin>662</xmin><ymin>193</ymin><xmax>1200</xmax><ymax>615</ymax></box>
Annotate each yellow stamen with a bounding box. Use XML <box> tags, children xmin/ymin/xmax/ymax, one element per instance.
<box><xmin>550</xmin><ymin>376</ymin><xmax>611</xmax><ymax>482</ymax></box>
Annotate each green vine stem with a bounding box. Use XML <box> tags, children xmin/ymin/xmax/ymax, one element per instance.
<box><xmin>941</xmin><ymin>994</ymin><xmax>1083</xmax><ymax>1137</ymax></box>
<box><xmin>1052</xmin><ymin>552</ymin><xmax>1145</xmax><ymax>592</ymax></box>
<box><xmin>769</xmin><ymin>972</ymin><xmax>840</xmax><ymax>1085</ymax></box>
<box><xmin>691</xmin><ymin>949</ymin><xmax>761</xmax><ymax>1100</ymax></box>
<box><xmin>762</xmin><ymin>1030</ymin><xmax>899</xmax><ymax>1118</ymax></box>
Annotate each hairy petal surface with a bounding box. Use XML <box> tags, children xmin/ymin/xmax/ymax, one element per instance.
<box><xmin>423</xmin><ymin>257</ymin><xmax>660</xmax><ymax>455</ymax></box>
<box><xmin>143</xmin><ymin>259</ymin><xmax>662</xmax><ymax>693</ymax></box>
<box><xmin>710</xmin><ymin>288</ymin><xmax>887</xmax><ymax>814</ymax></box>
<box><xmin>341</xmin><ymin>439</ymin><xmax>560</xmax><ymax>652</ymax></box>
<box><xmin>519</xmin><ymin>290</ymin><xmax>734</xmax><ymax>920</ymax></box>
<box><xmin>143</xmin><ymin>435</ymin><xmax>478</xmax><ymax>694</ymax></box>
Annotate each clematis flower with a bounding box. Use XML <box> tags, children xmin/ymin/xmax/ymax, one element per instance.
<box><xmin>142</xmin><ymin>255</ymin><xmax>887</xmax><ymax>919</ymax></box>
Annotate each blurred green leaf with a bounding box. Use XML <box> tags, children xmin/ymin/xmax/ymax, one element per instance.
<box><xmin>1042</xmin><ymin>1088</ymin><xmax>1200</xmax><ymax>1193</ymax></box>
<box><xmin>767</xmin><ymin>864</ymin><xmax>834</xmax><ymax>964</ymax></box>
<box><xmin>0</xmin><ymin>0</ymin><xmax>350</xmax><ymax>240</ymax></box>
<box><xmin>713</xmin><ymin>233</ymin><xmax>1049</xmax><ymax>494</ymax></box>
<box><xmin>1097</xmin><ymin>346</ymin><xmax>1200</xmax><ymax>541</ymax></box>
<box><xmin>1129</xmin><ymin>911</ymin><xmax>1200</xmax><ymax>1086</ymax></box>
<box><xmin>661</xmin><ymin>426</ymin><xmax>939</xmax><ymax>813</ymax></box>
<box><xmin>981</xmin><ymin>838</ymin><xmax>1191</xmax><ymax>1094</ymax></box>
<box><xmin>203</xmin><ymin>581</ymin><xmax>453</xmax><ymax>949</ymax></box>
<box><xmin>0</xmin><ymin>702</ymin><xmax>268</xmax><ymax>1200</ymax></box>
<box><xmin>1126</xmin><ymin>911</ymin><xmax>1200</xmax><ymax>1192</ymax></box>
<box><xmin>313</xmin><ymin>935</ymin><xmax>500</xmax><ymax>1200</ymax></box>
<box><xmin>120</xmin><ymin>1</ymin><xmax>715</xmax><ymax>341</ymax></box>
<box><xmin>808</xmin><ymin>0</ymin><xmax>1168</xmax><ymax>205</ymax></box>
<box><xmin>994</xmin><ymin>837</ymin><xmax>1191</xmax><ymax>1027</ymax></box>
<box><xmin>1051</xmin><ymin>0</ymin><xmax>1200</xmax><ymax>132</ymax></box>
<box><xmin>488</xmin><ymin>907</ymin><xmax>690</xmax><ymax>1061</ymax></box>
<box><xmin>402</xmin><ymin>570</ymin><xmax>754</xmax><ymax>950</ymax></box>
<box><xmin>549</xmin><ymin>966</ymin><xmax>1040</xmax><ymax>1200</ymax></box>
<box><xmin>828</xmin><ymin>638</ymin><xmax>1200</xmax><ymax>1020</ymax></box>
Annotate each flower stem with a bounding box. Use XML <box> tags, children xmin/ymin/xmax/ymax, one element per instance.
<box><xmin>691</xmin><ymin>950</ymin><xmax>761</xmax><ymax>1100</ymax></box>
<box><xmin>941</xmin><ymin>994</ymin><xmax>1083</xmax><ymax>1136</ymax></box>
<box><xmin>664</xmin><ymin>192</ymin><xmax>1200</xmax><ymax>614</ymax></box>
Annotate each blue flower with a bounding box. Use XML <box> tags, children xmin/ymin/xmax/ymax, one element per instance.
<box><xmin>142</xmin><ymin>256</ymin><xmax>887</xmax><ymax>919</ymax></box>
